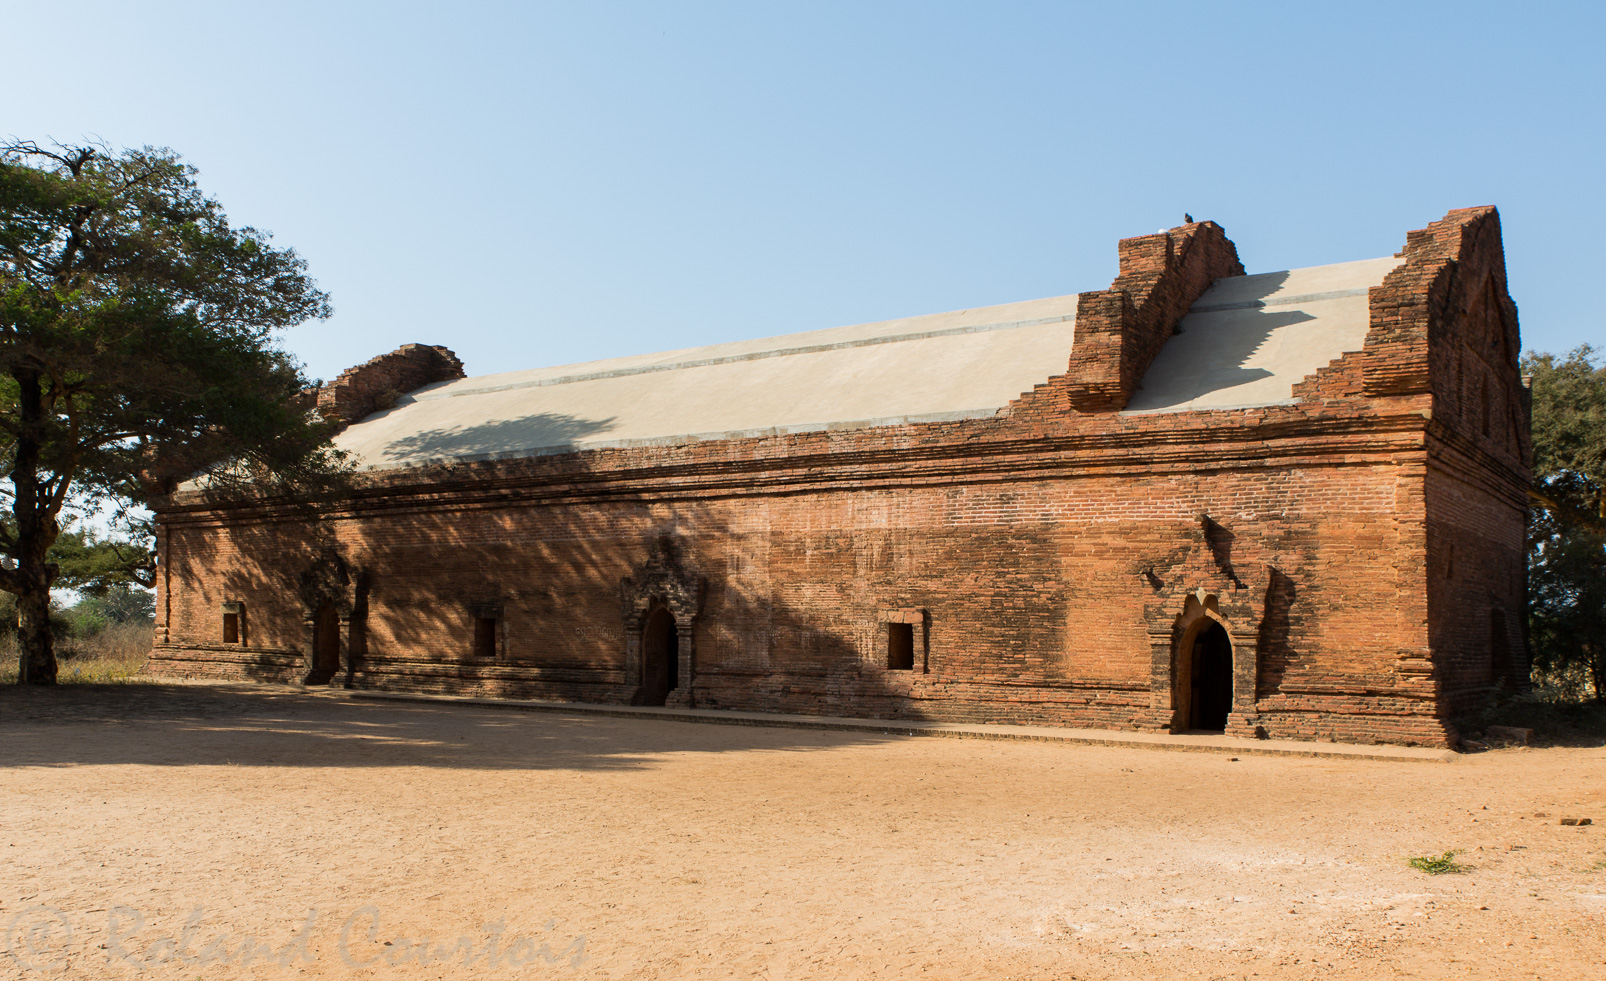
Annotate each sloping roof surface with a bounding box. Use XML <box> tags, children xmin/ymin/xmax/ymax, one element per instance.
<box><xmin>334</xmin><ymin>255</ymin><xmax>1402</xmax><ymax>470</ymax></box>
<box><xmin>335</xmin><ymin>294</ymin><xmax>1079</xmax><ymax>469</ymax></box>
<box><xmin>1124</xmin><ymin>256</ymin><xmax>1402</xmax><ymax>413</ymax></box>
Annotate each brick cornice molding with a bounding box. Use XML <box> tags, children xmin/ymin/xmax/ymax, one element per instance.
<box><xmin>153</xmin><ymin>410</ymin><xmax>1437</xmax><ymax>526</ymax></box>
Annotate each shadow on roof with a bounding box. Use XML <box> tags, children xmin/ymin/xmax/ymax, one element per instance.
<box><xmin>375</xmin><ymin>411</ymin><xmax>620</xmax><ymax>465</ymax></box>
<box><xmin>1130</xmin><ymin>271</ymin><xmax>1328</xmax><ymax>412</ymax></box>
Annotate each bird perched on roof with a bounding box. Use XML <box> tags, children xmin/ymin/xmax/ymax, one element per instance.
<box><xmin>1184</xmin><ymin>213</ymin><xmax>1194</xmax><ymax>223</ymax></box>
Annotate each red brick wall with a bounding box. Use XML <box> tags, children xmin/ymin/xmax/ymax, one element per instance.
<box><xmin>1426</xmin><ymin>444</ymin><xmax>1528</xmax><ymax>710</ymax></box>
<box><xmin>149</xmin><ymin>422</ymin><xmax>1447</xmax><ymax>742</ymax></box>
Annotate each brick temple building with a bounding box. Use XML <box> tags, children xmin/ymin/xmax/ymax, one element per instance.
<box><xmin>148</xmin><ymin>207</ymin><xmax>1531</xmax><ymax>747</ymax></box>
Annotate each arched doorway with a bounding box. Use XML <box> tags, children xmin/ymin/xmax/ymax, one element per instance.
<box><xmin>1188</xmin><ymin>621</ymin><xmax>1233</xmax><ymax>731</ymax></box>
<box><xmin>640</xmin><ymin>606</ymin><xmax>679</xmax><ymax>707</ymax></box>
<box><xmin>307</xmin><ymin>603</ymin><xmax>341</xmax><ymax>685</ymax></box>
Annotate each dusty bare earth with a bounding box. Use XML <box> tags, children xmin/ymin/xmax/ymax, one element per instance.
<box><xmin>1</xmin><ymin>684</ymin><xmax>1603</xmax><ymax>981</ymax></box>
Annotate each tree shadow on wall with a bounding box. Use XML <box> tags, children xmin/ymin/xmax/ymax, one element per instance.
<box><xmin>123</xmin><ymin>448</ymin><xmax>1040</xmax><ymax>767</ymax></box>
<box><xmin>1200</xmin><ymin>516</ymin><xmax>1244</xmax><ymax>588</ymax></box>
<box><xmin>340</xmin><ymin>503</ymin><xmax>1000</xmax><ymax>722</ymax></box>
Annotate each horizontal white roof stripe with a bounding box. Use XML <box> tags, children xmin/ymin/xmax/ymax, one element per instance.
<box><xmin>1187</xmin><ymin>286</ymin><xmax>1371</xmax><ymax>313</ymax></box>
<box><xmin>409</xmin><ymin>311</ymin><xmax>1076</xmax><ymax>402</ymax></box>
<box><xmin>412</xmin><ymin>292</ymin><xmax>1089</xmax><ymax>396</ymax></box>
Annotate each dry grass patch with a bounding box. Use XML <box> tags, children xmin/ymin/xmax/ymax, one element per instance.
<box><xmin>1407</xmin><ymin>850</ymin><xmax>1472</xmax><ymax>875</ymax></box>
<box><xmin>0</xmin><ymin>622</ymin><xmax>155</xmax><ymax>684</ymax></box>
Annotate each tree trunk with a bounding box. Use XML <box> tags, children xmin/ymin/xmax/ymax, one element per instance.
<box><xmin>9</xmin><ymin>365</ymin><xmax>61</xmax><ymax>685</ymax></box>
<box><xmin>15</xmin><ymin>586</ymin><xmax>56</xmax><ymax>684</ymax></box>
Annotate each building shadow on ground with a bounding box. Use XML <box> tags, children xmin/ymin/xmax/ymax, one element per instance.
<box><xmin>0</xmin><ymin>682</ymin><xmax>904</xmax><ymax>770</ymax></box>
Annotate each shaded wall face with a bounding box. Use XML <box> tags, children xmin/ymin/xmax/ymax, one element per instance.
<box><xmin>163</xmin><ymin>521</ymin><xmax>319</xmax><ymax>653</ymax></box>
<box><xmin>1425</xmin><ymin>462</ymin><xmax>1528</xmax><ymax>707</ymax></box>
<box><xmin>1427</xmin><ymin>265</ymin><xmax>1529</xmax><ymax>473</ymax></box>
<box><xmin>1413</xmin><ymin>218</ymin><xmax>1530</xmax><ymax>716</ymax></box>
<box><xmin>159</xmin><ymin>457</ymin><xmax>1426</xmax><ymax>733</ymax></box>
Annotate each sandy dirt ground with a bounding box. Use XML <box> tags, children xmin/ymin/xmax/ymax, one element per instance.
<box><xmin>1</xmin><ymin>683</ymin><xmax>1603</xmax><ymax>981</ymax></box>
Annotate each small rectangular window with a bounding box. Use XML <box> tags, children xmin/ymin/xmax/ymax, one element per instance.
<box><xmin>473</xmin><ymin>615</ymin><xmax>498</xmax><ymax>658</ymax></box>
<box><xmin>887</xmin><ymin>622</ymin><xmax>915</xmax><ymax>671</ymax></box>
<box><xmin>221</xmin><ymin>602</ymin><xmax>244</xmax><ymax>644</ymax></box>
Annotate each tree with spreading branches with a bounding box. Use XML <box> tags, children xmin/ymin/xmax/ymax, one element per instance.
<box><xmin>0</xmin><ymin>140</ymin><xmax>347</xmax><ymax>683</ymax></box>
<box><xmin>1524</xmin><ymin>345</ymin><xmax>1606</xmax><ymax>700</ymax></box>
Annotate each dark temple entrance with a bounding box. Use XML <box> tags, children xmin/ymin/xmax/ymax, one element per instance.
<box><xmin>641</xmin><ymin>607</ymin><xmax>679</xmax><ymax>707</ymax></box>
<box><xmin>307</xmin><ymin>603</ymin><xmax>341</xmax><ymax>686</ymax></box>
<box><xmin>1189</xmin><ymin>621</ymin><xmax>1233</xmax><ymax>731</ymax></box>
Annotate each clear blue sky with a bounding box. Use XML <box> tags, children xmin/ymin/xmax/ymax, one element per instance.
<box><xmin>11</xmin><ymin>1</ymin><xmax>1603</xmax><ymax>383</ymax></box>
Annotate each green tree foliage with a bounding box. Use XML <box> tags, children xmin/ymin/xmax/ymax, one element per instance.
<box><xmin>0</xmin><ymin>582</ymin><xmax>152</xmax><ymax>643</ymax></box>
<box><xmin>62</xmin><ymin>583</ymin><xmax>155</xmax><ymax>638</ymax></box>
<box><xmin>0</xmin><ymin>141</ymin><xmax>347</xmax><ymax>684</ymax></box>
<box><xmin>50</xmin><ymin>522</ymin><xmax>153</xmax><ymax>594</ymax></box>
<box><xmin>1524</xmin><ymin>345</ymin><xmax>1606</xmax><ymax>701</ymax></box>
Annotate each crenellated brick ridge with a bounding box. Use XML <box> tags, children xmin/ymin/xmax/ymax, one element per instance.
<box><xmin>1045</xmin><ymin>220</ymin><xmax>1245</xmax><ymax>414</ymax></box>
<box><xmin>316</xmin><ymin>344</ymin><xmax>466</xmax><ymax>429</ymax></box>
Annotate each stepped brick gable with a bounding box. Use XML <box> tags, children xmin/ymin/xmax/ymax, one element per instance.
<box><xmin>1059</xmin><ymin>220</ymin><xmax>1245</xmax><ymax>412</ymax></box>
<box><xmin>148</xmin><ymin>208</ymin><xmax>1531</xmax><ymax>747</ymax></box>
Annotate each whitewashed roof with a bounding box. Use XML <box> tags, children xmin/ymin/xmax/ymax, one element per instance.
<box><xmin>335</xmin><ymin>294</ymin><xmax>1079</xmax><ymax>469</ymax></box>
<box><xmin>333</xmin><ymin>255</ymin><xmax>1401</xmax><ymax>470</ymax></box>
<box><xmin>1125</xmin><ymin>256</ymin><xmax>1402</xmax><ymax>413</ymax></box>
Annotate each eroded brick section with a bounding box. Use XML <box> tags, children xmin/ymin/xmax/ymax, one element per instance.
<box><xmin>149</xmin><ymin>209</ymin><xmax>1531</xmax><ymax>748</ymax></box>
<box><xmin>316</xmin><ymin>344</ymin><xmax>466</xmax><ymax>427</ymax></box>
<box><xmin>1048</xmin><ymin>220</ymin><xmax>1244</xmax><ymax>413</ymax></box>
